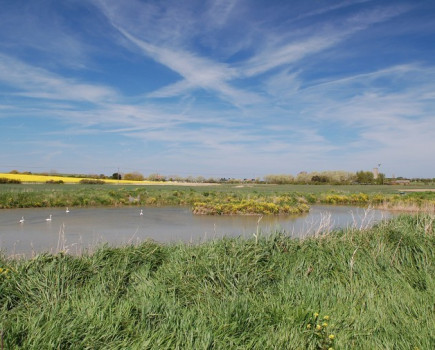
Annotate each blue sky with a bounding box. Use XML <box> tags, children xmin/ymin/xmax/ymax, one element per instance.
<box><xmin>1</xmin><ymin>0</ymin><xmax>434</xmax><ymax>178</ymax></box>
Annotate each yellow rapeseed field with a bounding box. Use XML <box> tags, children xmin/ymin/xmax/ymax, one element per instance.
<box><xmin>0</xmin><ymin>173</ymin><xmax>157</xmax><ymax>184</ymax></box>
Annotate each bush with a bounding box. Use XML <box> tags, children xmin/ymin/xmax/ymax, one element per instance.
<box><xmin>45</xmin><ymin>180</ymin><xmax>64</xmax><ymax>184</ymax></box>
<box><xmin>264</xmin><ymin>174</ymin><xmax>294</xmax><ymax>184</ymax></box>
<box><xmin>147</xmin><ymin>173</ymin><xmax>165</xmax><ymax>181</ymax></box>
<box><xmin>0</xmin><ymin>178</ymin><xmax>21</xmax><ymax>184</ymax></box>
<box><xmin>79</xmin><ymin>179</ymin><xmax>105</xmax><ymax>185</ymax></box>
<box><xmin>123</xmin><ymin>172</ymin><xmax>145</xmax><ymax>181</ymax></box>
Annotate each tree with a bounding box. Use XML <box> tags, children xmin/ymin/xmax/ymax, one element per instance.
<box><xmin>112</xmin><ymin>172</ymin><xmax>122</xmax><ymax>180</ymax></box>
<box><xmin>124</xmin><ymin>172</ymin><xmax>145</xmax><ymax>181</ymax></box>
<box><xmin>376</xmin><ymin>173</ymin><xmax>386</xmax><ymax>185</ymax></box>
<box><xmin>356</xmin><ymin>171</ymin><xmax>374</xmax><ymax>184</ymax></box>
<box><xmin>311</xmin><ymin>175</ymin><xmax>328</xmax><ymax>183</ymax></box>
<box><xmin>148</xmin><ymin>173</ymin><xmax>166</xmax><ymax>181</ymax></box>
<box><xmin>264</xmin><ymin>174</ymin><xmax>294</xmax><ymax>184</ymax></box>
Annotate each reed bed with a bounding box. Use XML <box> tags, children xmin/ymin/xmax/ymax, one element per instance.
<box><xmin>1</xmin><ymin>214</ymin><xmax>434</xmax><ymax>349</ymax></box>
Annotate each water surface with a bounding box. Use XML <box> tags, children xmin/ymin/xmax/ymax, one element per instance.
<box><xmin>0</xmin><ymin>205</ymin><xmax>396</xmax><ymax>256</ymax></box>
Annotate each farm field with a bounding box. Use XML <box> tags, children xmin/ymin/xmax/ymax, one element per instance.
<box><xmin>0</xmin><ymin>172</ymin><xmax>159</xmax><ymax>185</ymax></box>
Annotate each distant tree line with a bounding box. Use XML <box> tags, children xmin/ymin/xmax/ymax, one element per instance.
<box><xmin>264</xmin><ymin>171</ymin><xmax>387</xmax><ymax>185</ymax></box>
<box><xmin>5</xmin><ymin>169</ymin><xmax>434</xmax><ymax>185</ymax></box>
<box><xmin>264</xmin><ymin>171</ymin><xmax>357</xmax><ymax>185</ymax></box>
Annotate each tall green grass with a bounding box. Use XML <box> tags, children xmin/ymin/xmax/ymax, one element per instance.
<box><xmin>1</xmin><ymin>214</ymin><xmax>434</xmax><ymax>349</ymax></box>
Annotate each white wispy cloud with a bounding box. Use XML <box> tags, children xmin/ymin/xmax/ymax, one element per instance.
<box><xmin>0</xmin><ymin>1</ymin><xmax>90</xmax><ymax>69</ymax></box>
<box><xmin>243</xmin><ymin>5</ymin><xmax>408</xmax><ymax>77</ymax></box>
<box><xmin>94</xmin><ymin>0</ymin><xmax>409</xmax><ymax>109</ymax></box>
<box><xmin>107</xmin><ymin>24</ymin><xmax>262</xmax><ymax>105</ymax></box>
<box><xmin>0</xmin><ymin>54</ymin><xmax>116</xmax><ymax>103</ymax></box>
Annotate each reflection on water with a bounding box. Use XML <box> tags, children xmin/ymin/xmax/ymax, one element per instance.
<box><xmin>0</xmin><ymin>205</ymin><xmax>397</xmax><ymax>256</ymax></box>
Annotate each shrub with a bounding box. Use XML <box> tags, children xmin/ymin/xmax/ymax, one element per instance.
<box><xmin>0</xmin><ymin>178</ymin><xmax>22</xmax><ymax>184</ymax></box>
<box><xmin>79</xmin><ymin>179</ymin><xmax>106</xmax><ymax>185</ymax></box>
<box><xmin>264</xmin><ymin>174</ymin><xmax>294</xmax><ymax>184</ymax></box>
<box><xmin>45</xmin><ymin>180</ymin><xmax>64</xmax><ymax>184</ymax></box>
<box><xmin>123</xmin><ymin>172</ymin><xmax>145</xmax><ymax>181</ymax></box>
<box><xmin>147</xmin><ymin>173</ymin><xmax>166</xmax><ymax>181</ymax></box>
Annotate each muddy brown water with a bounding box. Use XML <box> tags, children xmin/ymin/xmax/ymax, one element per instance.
<box><xmin>0</xmin><ymin>205</ymin><xmax>398</xmax><ymax>257</ymax></box>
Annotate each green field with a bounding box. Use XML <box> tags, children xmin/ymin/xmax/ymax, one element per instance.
<box><xmin>1</xmin><ymin>214</ymin><xmax>434</xmax><ymax>349</ymax></box>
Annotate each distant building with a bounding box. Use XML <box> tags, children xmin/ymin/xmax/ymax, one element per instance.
<box><xmin>372</xmin><ymin>167</ymin><xmax>379</xmax><ymax>180</ymax></box>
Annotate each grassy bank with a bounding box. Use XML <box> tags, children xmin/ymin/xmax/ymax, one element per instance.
<box><xmin>1</xmin><ymin>214</ymin><xmax>434</xmax><ymax>349</ymax></box>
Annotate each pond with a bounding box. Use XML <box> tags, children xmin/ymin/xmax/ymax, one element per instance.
<box><xmin>0</xmin><ymin>205</ymin><xmax>397</xmax><ymax>256</ymax></box>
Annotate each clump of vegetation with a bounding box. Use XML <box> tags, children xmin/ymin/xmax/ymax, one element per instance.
<box><xmin>147</xmin><ymin>173</ymin><xmax>166</xmax><ymax>181</ymax></box>
<box><xmin>45</xmin><ymin>180</ymin><xmax>64</xmax><ymax>184</ymax></box>
<box><xmin>79</xmin><ymin>179</ymin><xmax>106</xmax><ymax>185</ymax></box>
<box><xmin>0</xmin><ymin>177</ymin><xmax>21</xmax><ymax>184</ymax></box>
<box><xmin>123</xmin><ymin>172</ymin><xmax>145</xmax><ymax>181</ymax></box>
<box><xmin>193</xmin><ymin>200</ymin><xmax>310</xmax><ymax>215</ymax></box>
<box><xmin>305</xmin><ymin>313</ymin><xmax>335</xmax><ymax>350</ymax></box>
<box><xmin>263</xmin><ymin>174</ymin><xmax>295</xmax><ymax>184</ymax></box>
<box><xmin>0</xmin><ymin>215</ymin><xmax>434</xmax><ymax>348</ymax></box>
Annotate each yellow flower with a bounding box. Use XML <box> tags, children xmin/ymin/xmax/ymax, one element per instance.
<box><xmin>306</xmin><ymin>324</ymin><xmax>311</xmax><ymax>329</ymax></box>
<box><xmin>323</xmin><ymin>315</ymin><xmax>330</xmax><ymax>320</ymax></box>
<box><xmin>314</xmin><ymin>312</ymin><xmax>319</xmax><ymax>318</ymax></box>
<box><xmin>328</xmin><ymin>348</ymin><xmax>334</xmax><ymax>350</ymax></box>
<box><xmin>316</xmin><ymin>325</ymin><xmax>322</xmax><ymax>331</ymax></box>
<box><xmin>322</xmin><ymin>322</ymin><xmax>328</xmax><ymax>327</ymax></box>
<box><xmin>329</xmin><ymin>334</ymin><xmax>335</xmax><ymax>340</ymax></box>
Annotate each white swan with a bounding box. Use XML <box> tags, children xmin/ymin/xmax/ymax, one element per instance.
<box><xmin>19</xmin><ymin>216</ymin><xmax>24</xmax><ymax>223</ymax></box>
<box><xmin>46</xmin><ymin>214</ymin><xmax>52</xmax><ymax>221</ymax></box>
<box><xmin>66</xmin><ymin>207</ymin><xmax>70</xmax><ymax>213</ymax></box>
<box><xmin>140</xmin><ymin>209</ymin><xmax>143</xmax><ymax>216</ymax></box>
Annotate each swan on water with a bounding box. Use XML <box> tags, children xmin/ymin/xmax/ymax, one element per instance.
<box><xmin>66</xmin><ymin>207</ymin><xmax>70</xmax><ymax>213</ymax></box>
<box><xmin>140</xmin><ymin>209</ymin><xmax>143</xmax><ymax>216</ymax></box>
<box><xmin>19</xmin><ymin>216</ymin><xmax>24</xmax><ymax>223</ymax></box>
<box><xmin>46</xmin><ymin>214</ymin><xmax>52</xmax><ymax>221</ymax></box>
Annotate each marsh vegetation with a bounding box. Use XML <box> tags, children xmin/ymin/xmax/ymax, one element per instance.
<box><xmin>1</xmin><ymin>183</ymin><xmax>434</xmax><ymax>214</ymax></box>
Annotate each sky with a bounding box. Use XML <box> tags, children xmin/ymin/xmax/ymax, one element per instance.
<box><xmin>1</xmin><ymin>0</ymin><xmax>434</xmax><ymax>179</ymax></box>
